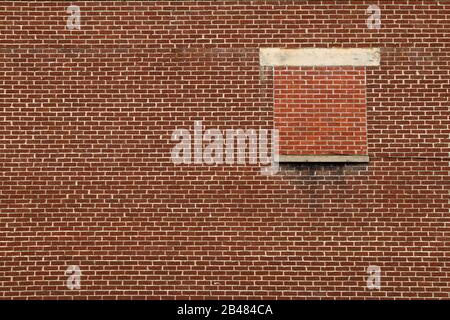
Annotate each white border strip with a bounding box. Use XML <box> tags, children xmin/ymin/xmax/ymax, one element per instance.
<box><xmin>260</xmin><ymin>48</ymin><xmax>380</xmax><ymax>67</ymax></box>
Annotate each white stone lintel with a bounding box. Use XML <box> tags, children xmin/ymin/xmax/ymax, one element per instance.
<box><xmin>260</xmin><ymin>48</ymin><xmax>380</xmax><ymax>67</ymax></box>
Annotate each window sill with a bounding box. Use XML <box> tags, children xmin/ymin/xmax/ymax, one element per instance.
<box><xmin>278</xmin><ymin>155</ymin><xmax>369</xmax><ymax>163</ymax></box>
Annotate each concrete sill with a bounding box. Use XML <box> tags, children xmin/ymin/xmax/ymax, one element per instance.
<box><xmin>278</xmin><ymin>155</ymin><xmax>370</xmax><ymax>163</ymax></box>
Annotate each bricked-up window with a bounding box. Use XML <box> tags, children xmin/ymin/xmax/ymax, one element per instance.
<box><xmin>261</xmin><ymin>48</ymin><xmax>380</xmax><ymax>162</ymax></box>
<box><xmin>275</xmin><ymin>66</ymin><xmax>367</xmax><ymax>157</ymax></box>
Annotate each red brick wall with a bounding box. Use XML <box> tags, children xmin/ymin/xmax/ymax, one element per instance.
<box><xmin>0</xmin><ymin>1</ymin><xmax>449</xmax><ymax>299</ymax></box>
<box><xmin>275</xmin><ymin>66</ymin><xmax>368</xmax><ymax>156</ymax></box>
